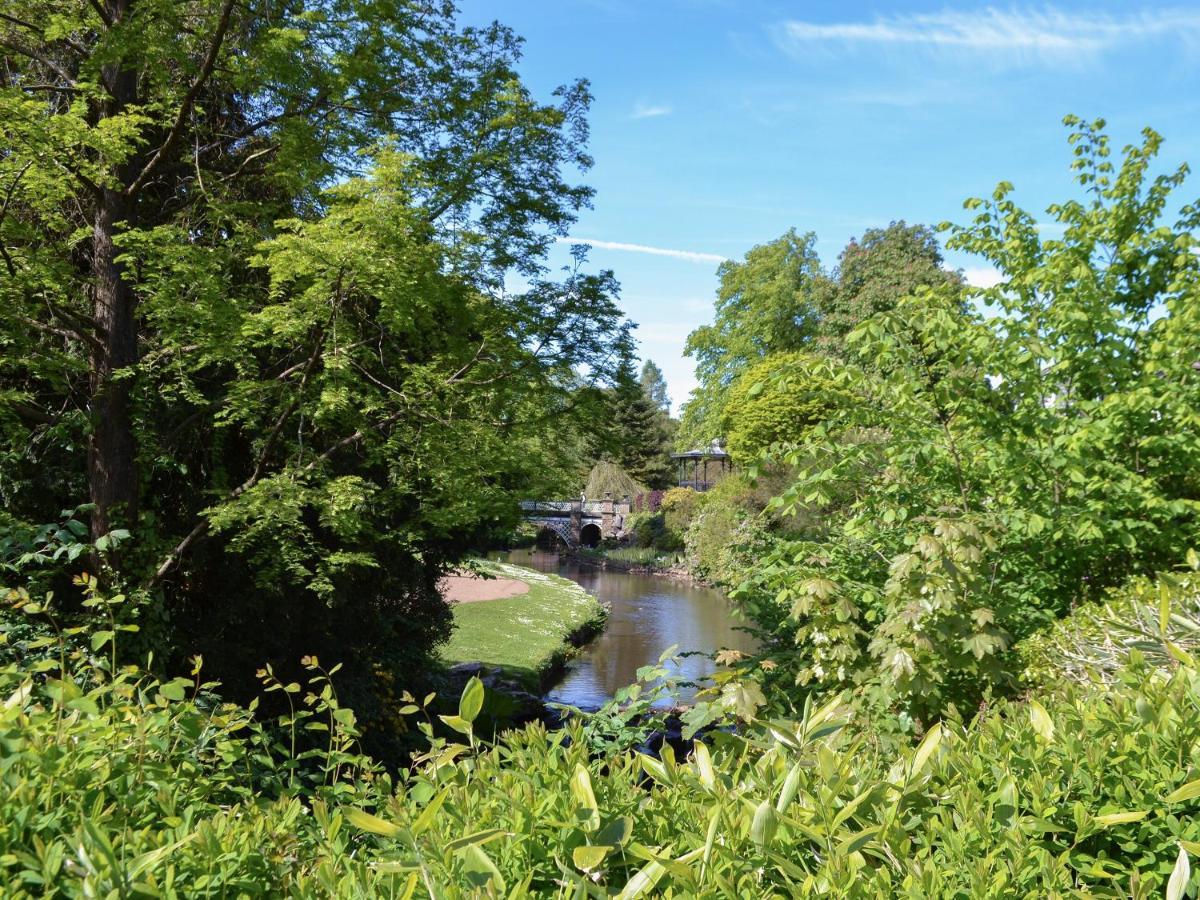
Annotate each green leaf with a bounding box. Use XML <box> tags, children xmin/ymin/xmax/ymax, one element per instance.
<box><xmin>1094</xmin><ymin>810</ymin><xmax>1147</xmax><ymax>827</ymax></box>
<box><xmin>459</xmin><ymin>676</ymin><xmax>484</xmax><ymax>724</ymax></box>
<box><xmin>572</xmin><ymin>844</ymin><xmax>612</xmax><ymax>872</ymax></box>
<box><xmin>158</xmin><ymin>681</ymin><xmax>187</xmax><ymax>702</ymax></box>
<box><xmin>411</xmin><ymin>789</ymin><xmax>447</xmax><ymax>837</ymax></box>
<box><xmin>461</xmin><ymin>844</ymin><xmax>505</xmax><ymax>893</ymax></box>
<box><xmin>617</xmin><ymin>857</ymin><xmax>668</xmax><ymax>899</ymax></box>
<box><xmin>444</xmin><ymin>829</ymin><xmax>506</xmax><ymax>852</ymax></box>
<box><xmin>776</xmin><ymin>762</ymin><xmax>803</xmax><ymax>813</ymax></box>
<box><xmin>438</xmin><ymin>714</ymin><xmax>472</xmax><ymax>736</ymax></box>
<box><xmin>344</xmin><ymin>808</ymin><xmax>403</xmax><ymax>838</ymax></box>
<box><xmin>1160</xmin><ymin>581</ymin><xmax>1173</xmax><ymax>637</ymax></box>
<box><xmin>910</xmin><ymin>721</ymin><xmax>944</xmax><ymax>776</ymax></box>
<box><xmin>750</xmin><ymin>800</ymin><xmax>778</xmax><ymax>848</ymax></box>
<box><xmin>693</xmin><ymin>741</ymin><xmax>716</xmax><ymax>790</ymax></box>
<box><xmin>596</xmin><ymin>816</ymin><xmax>633</xmax><ymax>849</ymax></box>
<box><xmin>1166</xmin><ymin>780</ymin><xmax>1200</xmax><ymax>804</ymax></box>
<box><xmin>571</xmin><ymin>763</ymin><xmax>601</xmax><ymax>832</ymax></box>
<box><xmin>90</xmin><ymin>630</ymin><xmax>114</xmax><ymax>651</ymax></box>
<box><xmin>1028</xmin><ymin>700</ymin><xmax>1054</xmax><ymax>743</ymax></box>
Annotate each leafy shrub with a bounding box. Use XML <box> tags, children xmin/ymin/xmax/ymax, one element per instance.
<box><xmin>721</xmin><ymin>351</ymin><xmax>846</xmax><ymax>462</ymax></box>
<box><xmin>1020</xmin><ymin>555</ymin><xmax>1200</xmax><ymax>688</ymax></box>
<box><xmin>6</xmin><ymin>575</ymin><xmax>1200</xmax><ymax>896</ymax></box>
<box><xmin>659</xmin><ymin>486</ymin><xmax>700</xmax><ymax>534</ymax></box>
<box><xmin>686</xmin><ymin>474</ymin><xmax>780</xmax><ymax>588</ymax></box>
<box><xmin>742</xmin><ymin>120</ymin><xmax>1200</xmax><ymax>722</ymax></box>
<box><xmin>625</xmin><ymin>510</ymin><xmax>683</xmax><ymax>552</ymax></box>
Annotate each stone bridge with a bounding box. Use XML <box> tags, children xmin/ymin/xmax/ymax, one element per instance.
<box><xmin>520</xmin><ymin>495</ymin><xmax>632</xmax><ymax>549</ymax></box>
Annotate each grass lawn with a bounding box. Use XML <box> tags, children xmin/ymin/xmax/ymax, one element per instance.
<box><xmin>440</xmin><ymin>559</ymin><xmax>606</xmax><ymax>687</ymax></box>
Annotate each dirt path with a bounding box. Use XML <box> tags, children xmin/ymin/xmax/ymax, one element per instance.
<box><xmin>439</xmin><ymin>572</ymin><xmax>531</xmax><ymax>603</ymax></box>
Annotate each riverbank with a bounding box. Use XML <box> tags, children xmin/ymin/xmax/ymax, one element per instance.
<box><xmin>440</xmin><ymin>559</ymin><xmax>607</xmax><ymax>690</ymax></box>
<box><xmin>571</xmin><ymin>548</ymin><xmax>704</xmax><ymax>584</ymax></box>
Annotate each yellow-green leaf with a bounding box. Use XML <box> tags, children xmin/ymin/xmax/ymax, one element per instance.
<box><xmin>459</xmin><ymin>676</ymin><xmax>484</xmax><ymax>724</ymax></box>
<box><xmin>750</xmin><ymin>800</ymin><xmax>778</xmax><ymax>848</ymax></box>
<box><xmin>1167</xmin><ymin>845</ymin><xmax>1190</xmax><ymax>900</ymax></box>
<box><xmin>618</xmin><ymin>857</ymin><xmax>668</xmax><ymax>899</ymax></box>
<box><xmin>1028</xmin><ymin>700</ymin><xmax>1054</xmax><ymax>743</ymax></box>
<box><xmin>693</xmin><ymin>741</ymin><xmax>716</xmax><ymax>790</ymax></box>
<box><xmin>1094</xmin><ymin>810</ymin><xmax>1147</xmax><ymax>827</ymax></box>
<box><xmin>1166</xmin><ymin>779</ymin><xmax>1200</xmax><ymax>804</ymax></box>
<box><xmin>572</xmin><ymin>844</ymin><xmax>612</xmax><ymax>872</ymax></box>
<box><xmin>910</xmin><ymin>722</ymin><xmax>944</xmax><ymax>776</ymax></box>
<box><xmin>571</xmin><ymin>763</ymin><xmax>601</xmax><ymax>832</ymax></box>
<box><xmin>344</xmin><ymin>808</ymin><xmax>403</xmax><ymax>838</ymax></box>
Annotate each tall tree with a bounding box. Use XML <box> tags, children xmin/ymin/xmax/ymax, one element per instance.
<box><xmin>0</xmin><ymin>0</ymin><xmax>632</xmax><ymax>738</ymax></box>
<box><xmin>591</xmin><ymin>362</ymin><xmax>673</xmax><ymax>491</ymax></box>
<box><xmin>0</xmin><ymin>0</ymin><xmax>599</xmax><ymax>546</ymax></box>
<box><xmin>677</xmin><ymin>229</ymin><xmax>826</xmax><ymax>448</ymax></box>
<box><xmin>815</xmin><ymin>221</ymin><xmax>961</xmax><ymax>358</ymax></box>
<box><xmin>639</xmin><ymin>359</ymin><xmax>671</xmax><ymax>414</ymax></box>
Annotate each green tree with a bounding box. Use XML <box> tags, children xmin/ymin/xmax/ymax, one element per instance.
<box><xmin>603</xmin><ymin>362</ymin><xmax>674</xmax><ymax>490</ymax></box>
<box><xmin>815</xmin><ymin>221</ymin><xmax>962</xmax><ymax>358</ymax></box>
<box><xmin>677</xmin><ymin>229</ymin><xmax>826</xmax><ymax>448</ymax></box>
<box><xmin>721</xmin><ymin>352</ymin><xmax>845</xmax><ymax>463</ymax></box>
<box><xmin>744</xmin><ymin>118</ymin><xmax>1200</xmax><ymax>722</ymax></box>
<box><xmin>639</xmin><ymin>359</ymin><xmax>671</xmax><ymax>413</ymax></box>
<box><xmin>0</xmin><ymin>0</ymin><xmax>631</xmax><ymax>738</ymax></box>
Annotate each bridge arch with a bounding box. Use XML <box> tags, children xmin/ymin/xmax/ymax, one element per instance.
<box><xmin>579</xmin><ymin>522</ymin><xmax>602</xmax><ymax>548</ymax></box>
<box><xmin>526</xmin><ymin>517</ymin><xmax>576</xmax><ymax>548</ymax></box>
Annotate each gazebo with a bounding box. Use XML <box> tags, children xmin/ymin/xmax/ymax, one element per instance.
<box><xmin>671</xmin><ymin>439</ymin><xmax>731</xmax><ymax>492</ymax></box>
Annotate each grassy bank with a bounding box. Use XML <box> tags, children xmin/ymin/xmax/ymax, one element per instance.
<box><xmin>440</xmin><ymin>560</ymin><xmax>606</xmax><ymax>687</ymax></box>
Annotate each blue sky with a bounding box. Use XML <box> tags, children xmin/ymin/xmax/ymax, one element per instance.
<box><xmin>457</xmin><ymin>1</ymin><xmax>1200</xmax><ymax>411</ymax></box>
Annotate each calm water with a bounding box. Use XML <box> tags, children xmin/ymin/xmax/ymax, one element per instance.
<box><xmin>494</xmin><ymin>549</ymin><xmax>758</xmax><ymax>709</ymax></box>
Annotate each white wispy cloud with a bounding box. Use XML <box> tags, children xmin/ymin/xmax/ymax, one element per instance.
<box><xmin>557</xmin><ymin>237</ymin><xmax>727</xmax><ymax>265</ymax></box>
<box><xmin>961</xmin><ymin>267</ymin><xmax>1004</xmax><ymax>289</ymax></box>
<box><xmin>775</xmin><ymin>7</ymin><xmax>1200</xmax><ymax>64</ymax></box>
<box><xmin>631</xmin><ymin>102</ymin><xmax>673</xmax><ymax>119</ymax></box>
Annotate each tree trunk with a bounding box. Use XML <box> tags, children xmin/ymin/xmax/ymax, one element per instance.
<box><xmin>89</xmin><ymin>1</ymin><xmax>139</xmax><ymax>543</ymax></box>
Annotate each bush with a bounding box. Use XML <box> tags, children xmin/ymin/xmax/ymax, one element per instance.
<box><xmin>659</xmin><ymin>486</ymin><xmax>700</xmax><ymax>534</ymax></box>
<box><xmin>685</xmin><ymin>474</ymin><xmax>783</xmax><ymax>588</ymax></box>
<box><xmin>7</xmin><ymin>575</ymin><xmax>1200</xmax><ymax>896</ymax></box>
<box><xmin>721</xmin><ymin>352</ymin><xmax>846</xmax><ymax>463</ymax></box>
<box><xmin>742</xmin><ymin>122</ymin><xmax>1200</xmax><ymax>722</ymax></box>
<box><xmin>625</xmin><ymin>510</ymin><xmax>683</xmax><ymax>552</ymax></box>
<box><xmin>1020</xmin><ymin>555</ymin><xmax>1200</xmax><ymax>688</ymax></box>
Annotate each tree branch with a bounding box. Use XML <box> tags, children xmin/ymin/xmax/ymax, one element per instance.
<box><xmin>86</xmin><ymin>0</ymin><xmax>114</xmax><ymax>27</ymax></box>
<box><xmin>146</xmin><ymin>324</ymin><xmax>326</xmax><ymax>587</ymax></box>
<box><xmin>125</xmin><ymin>0</ymin><xmax>236</xmax><ymax>198</ymax></box>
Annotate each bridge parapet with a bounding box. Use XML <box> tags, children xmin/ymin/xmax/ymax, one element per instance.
<box><xmin>520</xmin><ymin>494</ymin><xmax>631</xmax><ymax>546</ymax></box>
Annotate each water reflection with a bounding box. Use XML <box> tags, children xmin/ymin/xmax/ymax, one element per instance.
<box><xmin>494</xmin><ymin>549</ymin><xmax>758</xmax><ymax>709</ymax></box>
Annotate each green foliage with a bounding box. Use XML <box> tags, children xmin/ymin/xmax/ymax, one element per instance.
<box><xmin>814</xmin><ymin>221</ymin><xmax>961</xmax><ymax>358</ymax></box>
<box><xmin>589</xmin><ymin>362</ymin><xmax>674</xmax><ymax>490</ymax></box>
<box><xmin>1020</xmin><ymin>555</ymin><xmax>1200</xmax><ymax>688</ymax></box>
<box><xmin>581</xmin><ymin>546</ymin><xmax>678</xmax><ymax>567</ymax></box>
<box><xmin>678</xmin><ymin>222</ymin><xmax>951</xmax><ymax>449</ymax></box>
<box><xmin>583</xmin><ymin>460</ymin><xmax>646</xmax><ymax>501</ymax></box>
<box><xmin>626</xmin><ymin>510</ymin><xmax>683</xmax><ymax>552</ymax></box>
<box><xmin>678</xmin><ymin>229</ymin><xmax>826</xmax><ymax>449</ymax></box>
<box><xmin>638</xmin><ymin>359</ymin><xmax>671</xmax><ymax>414</ymax></box>
<box><xmin>0</xmin><ymin>0</ymin><xmax>634</xmax><ymax>747</ymax></box>
<box><xmin>740</xmin><ymin>118</ymin><xmax>1200</xmax><ymax>722</ymax></box>
<box><xmin>659</xmin><ymin>487</ymin><xmax>700</xmax><ymax>534</ymax></box>
<box><xmin>684</xmin><ymin>475</ymin><xmax>778</xmax><ymax>590</ymax></box>
<box><xmin>721</xmin><ymin>352</ymin><xmax>845</xmax><ymax>462</ymax></box>
<box><xmin>7</xmin><ymin>577</ymin><xmax>1200</xmax><ymax>896</ymax></box>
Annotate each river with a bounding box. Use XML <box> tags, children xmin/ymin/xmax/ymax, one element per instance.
<box><xmin>494</xmin><ymin>549</ymin><xmax>758</xmax><ymax>709</ymax></box>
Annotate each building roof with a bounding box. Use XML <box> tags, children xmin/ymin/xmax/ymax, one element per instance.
<box><xmin>670</xmin><ymin>439</ymin><xmax>729</xmax><ymax>460</ymax></box>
